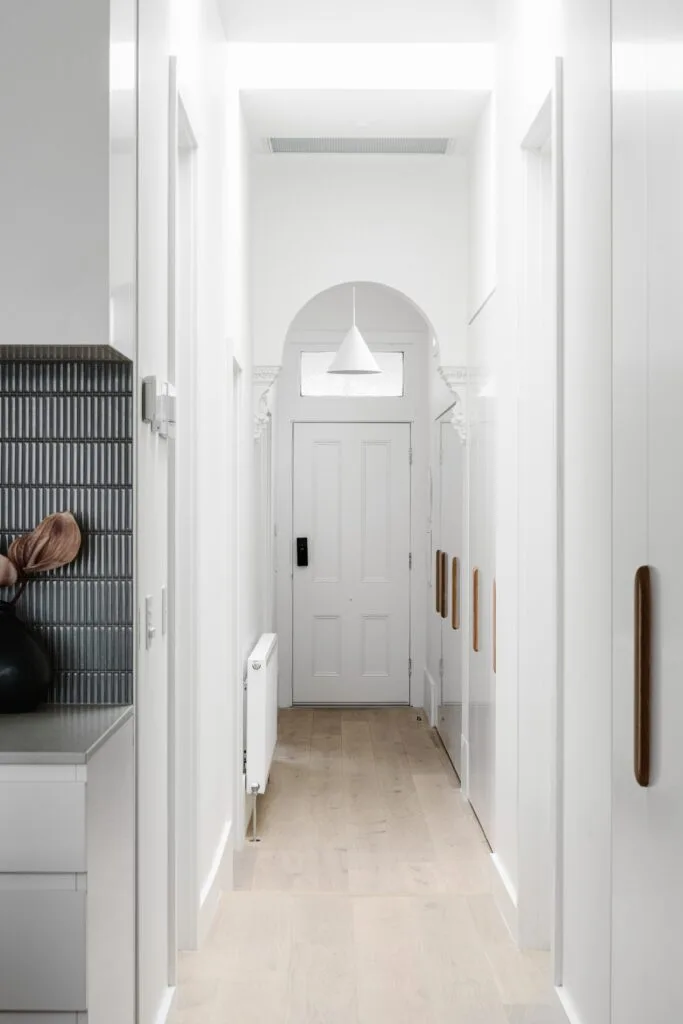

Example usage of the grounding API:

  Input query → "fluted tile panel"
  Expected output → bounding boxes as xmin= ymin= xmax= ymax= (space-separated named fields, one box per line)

xmin=0 ymin=361 xmax=133 ymax=704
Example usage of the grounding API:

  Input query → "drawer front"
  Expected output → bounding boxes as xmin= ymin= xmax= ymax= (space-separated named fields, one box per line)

xmin=0 ymin=889 xmax=86 ymax=1011
xmin=0 ymin=782 xmax=86 ymax=872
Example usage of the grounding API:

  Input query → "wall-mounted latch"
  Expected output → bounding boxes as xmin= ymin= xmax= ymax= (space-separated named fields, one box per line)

xmin=142 ymin=376 xmax=177 ymax=438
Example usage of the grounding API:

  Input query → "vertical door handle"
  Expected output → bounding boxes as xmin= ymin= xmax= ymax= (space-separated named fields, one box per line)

xmin=492 ymin=578 xmax=497 ymax=673
xmin=451 ymin=557 xmax=460 ymax=630
xmin=634 ymin=565 xmax=652 ymax=787
xmin=440 ymin=551 xmax=448 ymax=619
xmin=435 ymin=550 xmax=442 ymax=614
xmin=473 ymin=568 xmax=480 ymax=652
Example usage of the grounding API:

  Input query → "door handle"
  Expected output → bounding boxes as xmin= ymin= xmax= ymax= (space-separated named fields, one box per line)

xmin=436 ymin=550 xmax=442 ymax=614
xmin=634 ymin=565 xmax=652 ymax=787
xmin=296 ymin=537 xmax=309 ymax=567
xmin=451 ymin=557 xmax=460 ymax=630
xmin=473 ymin=568 xmax=480 ymax=652
xmin=440 ymin=551 xmax=448 ymax=619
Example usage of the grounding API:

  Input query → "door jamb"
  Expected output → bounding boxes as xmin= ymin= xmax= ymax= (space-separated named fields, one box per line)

xmin=168 ymin=55 xmax=199 ymax=966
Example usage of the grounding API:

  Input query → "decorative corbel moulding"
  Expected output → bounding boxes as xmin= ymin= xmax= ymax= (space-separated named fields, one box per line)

xmin=253 ymin=365 xmax=281 ymax=439
xmin=438 ymin=365 xmax=468 ymax=443
xmin=253 ymin=365 xmax=281 ymax=388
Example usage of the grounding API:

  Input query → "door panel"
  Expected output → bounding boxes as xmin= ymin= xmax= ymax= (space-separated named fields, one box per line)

xmin=612 ymin=3 xmax=683 ymax=1019
xmin=437 ymin=421 xmax=465 ymax=775
xmin=293 ymin=422 xmax=411 ymax=704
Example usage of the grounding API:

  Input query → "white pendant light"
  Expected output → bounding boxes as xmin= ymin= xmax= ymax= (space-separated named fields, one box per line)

xmin=327 ymin=286 xmax=381 ymax=374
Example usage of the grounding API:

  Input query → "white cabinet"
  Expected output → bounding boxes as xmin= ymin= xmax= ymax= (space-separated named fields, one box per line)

xmin=0 ymin=718 xmax=135 ymax=1022
xmin=611 ymin=1 xmax=683 ymax=1019
xmin=467 ymin=301 xmax=496 ymax=844
xmin=436 ymin=420 xmax=466 ymax=777
xmin=0 ymin=0 xmax=136 ymax=359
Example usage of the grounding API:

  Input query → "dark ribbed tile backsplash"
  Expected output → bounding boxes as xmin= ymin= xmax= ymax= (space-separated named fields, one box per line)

xmin=0 ymin=361 xmax=133 ymax=704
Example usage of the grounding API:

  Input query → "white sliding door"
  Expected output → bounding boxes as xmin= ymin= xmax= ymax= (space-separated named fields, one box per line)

xmin=293 ymin=422 xmax=411 ymax=705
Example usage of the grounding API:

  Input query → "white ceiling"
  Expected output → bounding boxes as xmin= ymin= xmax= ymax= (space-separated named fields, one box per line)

xmin=242 ymin=89 xmax=490 ymax=153
xmin=220 ymin=0 xmax=496 ymax=43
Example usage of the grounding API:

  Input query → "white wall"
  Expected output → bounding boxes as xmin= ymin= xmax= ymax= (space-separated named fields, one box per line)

xmin=489 ymin=0 xmax=563 ymax=950
xmin=136 ymin=2 xmax=172 ymax=1020
xmin=136 ymin=3 xmax=250 ymax=1021
xmin=274 ymin=284 xmax=430 ymax=708
xmin=250 ymin=154 xmax=469 ymax=367
xmin=468 ymin=96 xmax=496 ymax=319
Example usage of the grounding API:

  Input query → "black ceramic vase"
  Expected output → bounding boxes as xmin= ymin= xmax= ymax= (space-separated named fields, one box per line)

xmin=0 ymin=601 xmax=52 ymax=713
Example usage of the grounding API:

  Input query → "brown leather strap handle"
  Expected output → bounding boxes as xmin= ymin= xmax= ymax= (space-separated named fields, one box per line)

xmin=435 ymin=550 xmax=442 ymax=614
xmin=451 ymin=557 xmax=460 ymax=630
xmin=634 ymin=565 xmax=652 ymax=787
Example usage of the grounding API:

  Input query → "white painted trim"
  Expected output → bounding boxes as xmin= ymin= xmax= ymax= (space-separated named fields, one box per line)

xmin=517 ymin=56 xmax=565 ymax=971
xmin=491 ymin=852 xmax=519 ymax=942
xmin=423 ymin=668 xmax=439 ymax=727
xmin=555 ymin=986 xmax=583 ymax=1024
xmin=198 ymin=819 xmax=232 ymax=946
xmin=153 ymin=986 xmax=176 ymax=1024
xmin=168 ymin=56 xmax=200 ymax=966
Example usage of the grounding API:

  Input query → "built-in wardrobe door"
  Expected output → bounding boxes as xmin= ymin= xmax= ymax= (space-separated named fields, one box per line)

xmin=467 ymin=308 xmax=496 ymax=843
xmin=437 ymin=420 xmax=466 ymax=776
xmin=612 ymin=2 xmax=683 ymax=1020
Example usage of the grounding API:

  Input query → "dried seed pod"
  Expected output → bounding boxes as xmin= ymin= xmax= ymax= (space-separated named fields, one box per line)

xmin=0 ymin=554 xmax=18 ymax=587
xmin=9 ymin=512 xmax=81 ymax=575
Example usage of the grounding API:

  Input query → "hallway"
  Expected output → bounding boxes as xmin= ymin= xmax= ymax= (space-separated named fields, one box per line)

xmin=170 ymin=710 xmax=559 ymax=1024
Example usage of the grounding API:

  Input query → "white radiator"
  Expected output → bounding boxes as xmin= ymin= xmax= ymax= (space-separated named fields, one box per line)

xmin=245 ymin=633 xmax=278 ymax=795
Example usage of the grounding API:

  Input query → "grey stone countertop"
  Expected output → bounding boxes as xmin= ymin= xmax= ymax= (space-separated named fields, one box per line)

xmin=0 ymin=705 xmax=133 ymax=764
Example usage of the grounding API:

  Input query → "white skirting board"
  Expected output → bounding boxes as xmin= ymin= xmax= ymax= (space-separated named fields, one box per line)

xmin=423 ymin=668 xmax=439 ymax=728
xmin=198 ymin=819 xmax=233 ymax=947
xmin=554 ymin=986 xmax=582 ymax=1024
xmin=153 ymin=986 xmax=177 ymax=1024
xmin=491 ymin=852 xmax=519 ymax=943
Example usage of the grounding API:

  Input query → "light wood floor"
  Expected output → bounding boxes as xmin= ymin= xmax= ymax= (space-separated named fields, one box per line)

xmin=170 ymin=709 xmax=562 ymax=1024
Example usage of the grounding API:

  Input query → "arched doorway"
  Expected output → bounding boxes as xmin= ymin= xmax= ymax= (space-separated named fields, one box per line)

xmin=273 ymin=281 xmax=436 ymax=708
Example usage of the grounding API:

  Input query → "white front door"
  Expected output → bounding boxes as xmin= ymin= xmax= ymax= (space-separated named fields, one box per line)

xmin=293 ymin=422 xmax=411 ymax=705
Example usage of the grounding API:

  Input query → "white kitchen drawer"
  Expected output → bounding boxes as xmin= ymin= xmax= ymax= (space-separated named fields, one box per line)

xmin=0 ymin=782 xmax=86 ymax=873
xmin=0 ymin=888 xmax=86 ymax=1011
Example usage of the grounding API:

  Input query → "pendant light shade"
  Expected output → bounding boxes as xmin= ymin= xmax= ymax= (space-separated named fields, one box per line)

xmin=328 ymin=286 xmax=381 ymax=374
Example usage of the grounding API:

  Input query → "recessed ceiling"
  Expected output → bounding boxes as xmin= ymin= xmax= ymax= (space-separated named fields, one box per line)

xmin=242 ymin=90 xmax=490 ymax=154
xmin=220 ymin=0 xmax=496 ymax=43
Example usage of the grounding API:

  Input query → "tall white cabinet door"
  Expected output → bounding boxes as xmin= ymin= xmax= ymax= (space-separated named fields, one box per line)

xmin=438 ymin=422 xmax=466 ymax=775
xmin=293 ymin=422 xmax=411 ymax=705
xmin=467 ymin=308 xmax=496 ymax=843
xmin=612 ymin=3 xmax=683 ymax=1020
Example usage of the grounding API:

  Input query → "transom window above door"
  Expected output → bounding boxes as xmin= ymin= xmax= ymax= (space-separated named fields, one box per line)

xmin=300 ymin=351 xmax=405 ymax=397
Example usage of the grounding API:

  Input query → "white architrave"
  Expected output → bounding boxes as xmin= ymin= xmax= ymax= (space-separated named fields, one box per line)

xmin=253 ymin=366 xmax=281 ymax=634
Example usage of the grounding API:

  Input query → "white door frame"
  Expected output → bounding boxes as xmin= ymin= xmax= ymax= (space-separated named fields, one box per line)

xmin=290 ymin=420 xmax=413 ymax=706
xmin=519 ymin=58 xmax=564 ymax=974
xmin=168 ymin=56 xmax=199 ymax=961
